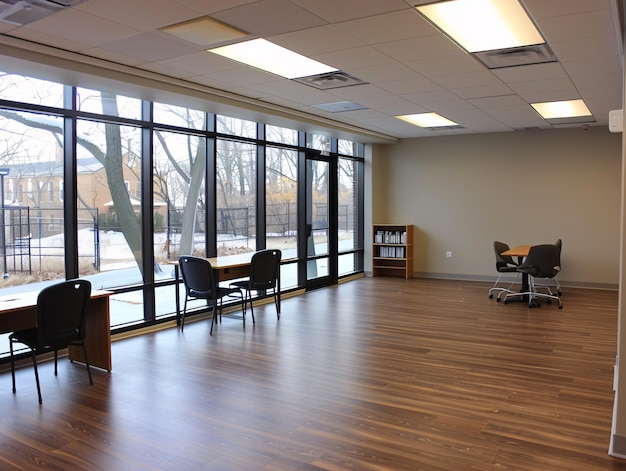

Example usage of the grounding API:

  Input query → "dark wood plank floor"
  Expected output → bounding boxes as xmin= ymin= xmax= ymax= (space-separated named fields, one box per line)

xmin=1 ymin=277 xmax=625 ymax=470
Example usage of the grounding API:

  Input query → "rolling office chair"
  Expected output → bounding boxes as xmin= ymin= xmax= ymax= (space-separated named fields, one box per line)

xmin=229 ymin=249 xmax=282 ymax=321
xmin=178 ymin=255 xmax=245 ymax=335
xmin=488 ymin=241 xmax=520 ymax=300
xmin=534 ymin=239 xmax=563 ymax=297
xmin=503 ymin=244 xmax=562 ymax=309
xmin=9 ymin=279 xmax=93 ymax=404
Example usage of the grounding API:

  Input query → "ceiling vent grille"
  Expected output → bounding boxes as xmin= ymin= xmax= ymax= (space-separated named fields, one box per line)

xmin=0 ymin=0 xmax=84 ymax=26
xmin=473 ymin=43 xmax=557 ymax=69
xmin=292 ymin=71 xmax=368 ymax=90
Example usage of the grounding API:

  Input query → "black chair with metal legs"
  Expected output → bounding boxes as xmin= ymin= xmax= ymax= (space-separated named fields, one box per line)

xmin=229 ymin=249 xmax=282 ymax=321
xmin=178 ymin=255 xmax=245 ymax=335
xmin=503 ymin=244 xmax=563 ymax=309
xmin=488 ymin=241 xmax=519 ymax=300
xmin=9 ymin=279 xmax=93 ymax=404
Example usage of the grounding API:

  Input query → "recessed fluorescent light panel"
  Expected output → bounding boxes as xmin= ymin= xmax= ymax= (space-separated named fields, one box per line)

xmin=416 ymin=0 xmax=545 ymax=53
xmin=208 ymin=38 xmax=337 ymax=79
xmin=531 ymin=99 xmax=592 ymax=119
xmin=396 ymin=113 xmax=459 ymax=128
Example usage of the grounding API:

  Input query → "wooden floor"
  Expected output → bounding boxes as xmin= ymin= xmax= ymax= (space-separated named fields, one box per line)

xmin=1 ymin=277 xmax=625 ymax=470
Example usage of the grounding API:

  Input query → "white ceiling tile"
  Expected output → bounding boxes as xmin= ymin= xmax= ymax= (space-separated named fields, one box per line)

xmin=76 ymin=0 xmax=200 ymax=31
xmin=468 ymin=95 xmax=527 ymax=108
xmin=19 ymin=10 xmax=139 ymax=47
xmin=537 ymin=7 xmax=616 ymax=43
xmin=172 ymin=0 xmax=258 ymax=15
xmin=406 ymin=54 xmax=485 ymax=77
xmin=492 ymin=63 xmax=569 ymax=83
xmin=290 ymin=0 xmax=409 ymax=23
xmin=431 ymin=71 xmax=504 ymax=90
xmin=316 ymin=46 xmax=396 ymax=71
xmin=562 ymin=56 xmax=622 ymax=77
xmin=507 ymin=78 xmax=578 ymax=96
xmin=270 ymin=25 xmax=364 ymax=56
xmin=99 ymin=32 xmax=202 ymax=63
xmin=451 ymin=84 xmax=516 ymax=99
xmin=550 ymin=34 xmax=620 ymax=62
xmin=378 ymin=78 xmax=442 ymax=95
xmin=211 ymin=0 xmax=327 ymax=36
xmin=337 ymin=9 xmax=436 ymax=44
xmin=350 ymin=63 xmax=422 ymax=84
xmin=374 ymin=34 xmax=464 ymax=63
xmin=524 ymin=0 xmax=613 ymax=18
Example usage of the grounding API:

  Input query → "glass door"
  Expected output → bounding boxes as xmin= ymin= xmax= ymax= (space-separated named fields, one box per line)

xmin=304 ymin=155 xmax=335 ymax=289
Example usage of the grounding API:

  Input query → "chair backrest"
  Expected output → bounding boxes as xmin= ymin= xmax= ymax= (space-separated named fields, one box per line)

xmin=494 ymin=241 xmax=516 ymax=267
xmin=36 ymin=279 xmax=91 ymax=348
xmin=179 ymin=255 xmax=216 ymax=297
xmin=555 ymin=238 xmax=562 ymax=253
xmin=518 ymin=244 xmax=561 ymax=279
xmin=249 ymin=249 xmax=282 ymax=290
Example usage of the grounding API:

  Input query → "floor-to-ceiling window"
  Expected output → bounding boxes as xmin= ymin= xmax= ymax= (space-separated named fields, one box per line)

xmin=0 ymin=68 xmax=365 ymax=357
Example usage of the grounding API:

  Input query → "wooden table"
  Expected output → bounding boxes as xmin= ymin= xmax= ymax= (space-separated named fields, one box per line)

xmin=172 ymin=252 xmax=283 ymax=324
xmin=0 ymin=289 xmax=113 ymax=371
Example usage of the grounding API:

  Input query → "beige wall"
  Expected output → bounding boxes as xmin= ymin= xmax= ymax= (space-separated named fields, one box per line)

xmin=369 ymin=126 xmax=622 ymax=288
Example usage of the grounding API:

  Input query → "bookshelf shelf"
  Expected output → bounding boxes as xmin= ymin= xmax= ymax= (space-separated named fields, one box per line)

xmin=372 ymin=224 xmax=413 ymax=278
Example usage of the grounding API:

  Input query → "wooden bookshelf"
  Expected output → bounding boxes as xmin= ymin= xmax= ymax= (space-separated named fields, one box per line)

xmin=372 ymin=224 xmax=414 ymax=278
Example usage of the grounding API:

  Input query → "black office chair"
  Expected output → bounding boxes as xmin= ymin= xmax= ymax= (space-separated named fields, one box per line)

xmin=503 ymin=244 xmax=562 ymax=309
xmin=178 ymin=255 xmax=245 ymax=335
xmin=488 ymin=241 xmax=519 ymax=300
xmin=534 ymin=239 xmax=563 ymax=297
xmin=9 ymin=279 xmax=93 ymax=404
xmin=229 ymin=249 xmax=282 ymax=321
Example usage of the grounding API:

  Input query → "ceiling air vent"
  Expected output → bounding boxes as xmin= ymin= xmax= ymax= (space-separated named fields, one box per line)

xmin=292 ymin=71 xmax=368 ymax=90
xmin=473 ymin=43 xmax=557 ymax=69
xmin=0 ymin=0 xmax=85 ymax=26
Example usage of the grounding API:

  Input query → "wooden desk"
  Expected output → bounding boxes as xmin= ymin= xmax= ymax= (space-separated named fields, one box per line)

xmin=0 ymin=289 xmax=113 ymax=371
xmin=172 ymin=252 xmax=283 ymax=324
xmin=501 ymin=245 xmax=531 ymax=258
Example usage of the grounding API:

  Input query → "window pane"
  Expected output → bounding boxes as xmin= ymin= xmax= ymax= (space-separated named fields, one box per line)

xmin=306 ymin=132 xmax=331 ymax=152
xmin=217 ymin=115 xmax=256 ymax=138
xmin=266 ymin=124 xmax=297 ymax=145
xmin=76 ymin=88 xmax=141 ymax=119
xmin=266 ymin=146 xmax=297 ymax=259
xmin=0 ymin=72 xmax=63 ymax=108
xmin=339 ymin=139 xmax=359 ymax=156
xmin=154 ymin=129 xmax=205 ymax=262
xmin=338 ymin=155 xmax=362 ymax=277
xmin=0 ymin=110 xmax=64 ymax=285
xmin=216 ymin=139 xmax=255 ymax=256
xmin=76 ymin=119 xmax=143 ymax=293
xmin=153 ymin=103 xmax=206 ymax=130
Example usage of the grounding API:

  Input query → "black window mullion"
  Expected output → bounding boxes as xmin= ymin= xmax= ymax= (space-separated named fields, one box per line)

xmin=141 ymin=100 xmax=156 ymax=321
xmin=63 ymin=85 xmax=79 ymax=279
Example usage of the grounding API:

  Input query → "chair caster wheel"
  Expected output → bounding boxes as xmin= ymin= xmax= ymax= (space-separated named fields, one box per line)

xmin=559 ymin=305 xmax=563 ymax=309
xmin=503 ymin=301 xmax=508 ymax=305
xmin=489 ymin=294 xmax=493 ymax=299
xmin=496 ymin=298 xmax=501 ymax=302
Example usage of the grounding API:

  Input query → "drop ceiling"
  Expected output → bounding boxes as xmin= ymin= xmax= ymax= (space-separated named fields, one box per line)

xmin=0 ymin=0 xmax=622 ymax=143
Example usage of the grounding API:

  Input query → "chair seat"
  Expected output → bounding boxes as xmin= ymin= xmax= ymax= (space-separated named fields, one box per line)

xmin=9 ymin=328 xmax=38 ymax=347
xmin=189 ymin=286 xmax=240 ymax=299
xmin=178 ymin=255 xmax=246 ymax=334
